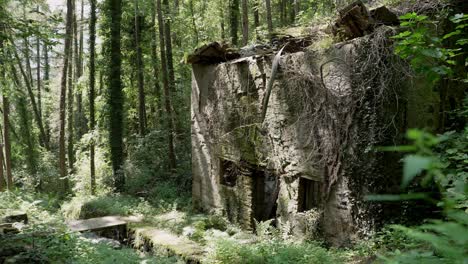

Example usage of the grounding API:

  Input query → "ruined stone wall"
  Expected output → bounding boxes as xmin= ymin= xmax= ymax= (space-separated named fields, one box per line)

xmin=191 ymin=28 xmax=449 ymax=246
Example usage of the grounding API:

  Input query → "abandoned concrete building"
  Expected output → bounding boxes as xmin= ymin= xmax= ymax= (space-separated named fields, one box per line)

xmin=190 ymin=3 xmax=463 ymax=247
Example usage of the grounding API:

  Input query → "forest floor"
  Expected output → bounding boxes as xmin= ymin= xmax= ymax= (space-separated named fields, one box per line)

xmin=0 ymin=190 xmax=377 ymax=263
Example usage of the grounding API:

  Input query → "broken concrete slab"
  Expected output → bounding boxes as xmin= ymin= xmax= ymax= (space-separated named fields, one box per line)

xmin=68 ymin=216 xmax=128 ymax=241
xmin=2 ymin=213 xmax=28 ymax=224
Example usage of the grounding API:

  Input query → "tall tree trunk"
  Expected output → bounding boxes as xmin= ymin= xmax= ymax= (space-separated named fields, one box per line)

xmin=162 ymin=0 xmax=175 ymax=93
xmin=253 ymin=0 xmax=260 ymax=30
xmin=0 ymin=36 xmax=6 ymax=192
xmin=43 ymin=42 xmax=51 ymax=143
xmin=241 ymin=0 xmax=249 ymax=45
xmin=36 ymin=36 xmax=42 ymax=120
xmin=229 ymin=0 xmax=240 ymax=46
xmin=23 ymin=38 xmax=34 ymax=88
xmin=220 ymin=0 xmax=225 ymax=40
xmin=76 ymin=0 xmax=85 ymax=139
xmin=135 ymin=0 xmax=146 ymax=136
xmin=294 ymin=0 xmax=299 ymax=21
xmin=68 ymin=0 xmax=76 ymax=174
xmin=151 ymin=0 xmax=163 ymax=123
xmin=43 ymin=42 xmax=49 ymax=90
xmin=68 ymin=25 xmax=75 ymax=174
xmin=89 ymin=0 xmax=97 ymax=195
xmin=265 ymin=0 xmax=273 ymax=36
xmin=189 ymin=0 xmax=199 ymax=45
xmin=2 ymin=96 xmax=12 ymax=191
xmin=12 ymin=48 xmax=49 ymax=149
xmin=10 ymin=60 xmax=37 ymax=187
xmin=108 ymin=0 xmax=125 ymax=191
xmin=60 ymin=0 xmax=74 ymax=194
xmin=0 ymin=141 xmax=4 ymax=191
xmin=18 ymin=96 xmax=38 ymax=185
xmin=157 ymin=0 xmax=176 ymax=170
xmin=280 ymin=0 xmax=286 ymax=26
xmin=0 ymin=136 xmax=4 ymax=191
xmin=289 ymin=0 xmax=295 ymax=23
xmin=79 ymin=0 xmax=84 ymax=75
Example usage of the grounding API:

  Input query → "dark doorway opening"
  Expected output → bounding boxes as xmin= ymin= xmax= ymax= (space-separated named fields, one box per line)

xmin=219 ymin=159 xmax=238 ymax=187
xmin=252 ymin=169 xmax=278 ymax=222
xmin=298 ymin=177 xmax=321 ymax=212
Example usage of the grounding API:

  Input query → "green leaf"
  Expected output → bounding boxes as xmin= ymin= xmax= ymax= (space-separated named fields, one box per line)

xmin=421 ymin=48 xmax=443 ymax=59
xmin=407 ymin=129 xmax=423 ymax=140
xmin=402 ymin=155 xmax=432 ymax=188
xmin=399 ymin=12 xmax=418 ymax=20
xmin=391 ymin=31 xmax=412 ymax=39
xmin=443 ymin=30 xmax=462 ymax=39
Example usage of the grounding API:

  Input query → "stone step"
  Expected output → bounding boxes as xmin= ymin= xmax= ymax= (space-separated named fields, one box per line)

xmin=132 ymin=227 xmax=205 ymax=263
xmin=67 ymin=216 xmax=129 ymax=241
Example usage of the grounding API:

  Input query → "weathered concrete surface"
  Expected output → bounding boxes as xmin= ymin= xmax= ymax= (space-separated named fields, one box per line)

xmin=67 ymin=216 xmax=130 ymax=241
xmin=68 ymin=216 xmax=127 ymax=232
xmin=132 ymin=227 xmax=205 ymax=263
xmin=191 ymin=25 xmax=461 ymax=246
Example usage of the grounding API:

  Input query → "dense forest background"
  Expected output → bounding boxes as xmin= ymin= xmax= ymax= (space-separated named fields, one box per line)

xmin=0 ymin=0 xmax=356 ymax=196
xmin=0 ymin=0 xmax=467 ymax=263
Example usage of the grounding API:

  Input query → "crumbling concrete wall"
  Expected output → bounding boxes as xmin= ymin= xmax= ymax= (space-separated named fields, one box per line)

xmin=191 ymin=26 xmax=452 ymax=246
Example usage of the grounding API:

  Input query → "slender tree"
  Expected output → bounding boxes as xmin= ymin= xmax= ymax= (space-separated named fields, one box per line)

xmin=189 ymin=0 xmax=199 ymax=44
xmin=0 ymin=35 xmax=6 ymax=192
xmin=0 ymin=142 xmax=4 ymax=191
xmin=241 ymin=0 xmax=249 ymax=45
xmin=293 ymin=0 xmax=299 ymax=22
xmin=67 ymin=23 xmax=74 ymax=173
xmin=75 ymin=0 xmax=86 ymax=139
xmin=43 ymin=41 xmax=51 ymax=141
xmin=12 ymin=48 xmax=49 ymax=149
xmin=229 ymin=0 xmax=240 ymax=45
xmin=157 ymin=0 xmax=176 ymax=170
xmin=68 ymin=0 xmax=79 ymax=173
xmin=0 ymin=139 xmax=4 ymax=190
xmin=89 ymin=0 xmax=97 ymax=195
xmin=108 ymin=0 xmax=125 ymax=191
xmin=1 ymin=36 xmax=12 ymax=189
xmin=150 ymin=0 xmax=163 ymax=122
xmin=162 ymin=0 xmax=175 ymax=92
xmin=280 ymin=0 xmax=287 ymax=26
xmin=23 ymin=37 xmax=34 ymax=88
xmin=3 ymin=95 xmax=12 ymax=191
xmin=43 ymin=42 xmax=49 ymax=88
xmin=36 ymin=36 xmax=42 ymax=119
xmin=220 ymin=0 xmax=226 ymax=40
xmin=135 ymin=0 xmax=146 ymax=135
xmin=253 ymin=0 xmax=260 ymax=31
xmin=265 ymin=0 xmax=273 ymax=35
xmin=59 ymin=0 xmax=74 ymax=193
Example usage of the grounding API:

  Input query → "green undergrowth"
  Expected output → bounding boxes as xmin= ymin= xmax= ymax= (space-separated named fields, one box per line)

xmin=0 ymin=191 xmax=176 ymax=263
xmin=207 ymin=239 xmax=347 ymax=264
xmin=62 ymin=180 xmax=191 ymax=220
